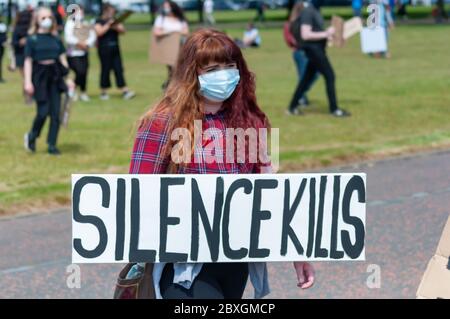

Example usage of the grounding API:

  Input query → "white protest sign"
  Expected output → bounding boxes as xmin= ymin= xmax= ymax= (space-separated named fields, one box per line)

xmin=72 ymin=174 xmax=366 ymax=263
xmin=360 ymin=27 xmax=387 ymax=54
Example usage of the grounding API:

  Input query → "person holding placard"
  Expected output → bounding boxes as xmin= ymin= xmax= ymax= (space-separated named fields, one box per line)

xmin=23 ymin=7 xmax=70 ymax=155
xmin=128 ymin=29 xmax=315 ymax=299
xmin=95 ymin=3 xmax=135 ymax=101
xmin=287 ymin=1 xmax=350 ymax=117
xmin=152 ymin=0 xmax=189 ymax=90
xmin=64 ymin=5 xmax=96 ymax=102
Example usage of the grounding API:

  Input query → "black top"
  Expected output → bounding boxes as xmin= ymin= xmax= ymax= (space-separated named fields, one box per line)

xmin=299 ymin=5 xmax=326 ymax=45
xmin=24 ymin=33 xmax=66 ymax=62
xmin=12 ymin=25 xmax=29 ymax=54
xmin=0 ymin=33 xmax=7 ymax=45
xmin=96 ymin=18 xmax=119 ymax=48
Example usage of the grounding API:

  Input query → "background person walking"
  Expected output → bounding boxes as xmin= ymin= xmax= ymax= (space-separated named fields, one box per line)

xmin=287 ymin=1 xmax=350 ymax=117
xmin=0 ymin=15 xmax=7 ymax=83
xmin=284 ymin=1 xmax=319 ymax=108
xmin=23 ymin=7 xmax=71 ymax=155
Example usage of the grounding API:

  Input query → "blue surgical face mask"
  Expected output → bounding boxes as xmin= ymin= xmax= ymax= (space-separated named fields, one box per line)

xmin=198 ymin=69 xmax=240 ymax=102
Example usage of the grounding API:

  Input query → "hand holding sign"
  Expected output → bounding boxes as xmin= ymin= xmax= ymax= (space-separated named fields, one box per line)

xmin=294 ymin=261 xmax=315 ymax=289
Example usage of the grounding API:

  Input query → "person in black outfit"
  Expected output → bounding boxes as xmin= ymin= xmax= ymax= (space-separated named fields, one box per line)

xmin=94 ymin=3 xmax=135 ymax=101
xmin=287 ymin=1 xmax=350 ymax=117
xmin=0 ymin=16 xmax=7 ymax=83
xmin=23 ymin=7 xmax=70 ymax=155
xmin=12 ymin=10 xmax=32 ymax=75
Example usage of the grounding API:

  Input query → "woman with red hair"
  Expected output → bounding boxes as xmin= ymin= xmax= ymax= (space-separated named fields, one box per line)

xmin=129 ymin=29 xmax=315 ymax=299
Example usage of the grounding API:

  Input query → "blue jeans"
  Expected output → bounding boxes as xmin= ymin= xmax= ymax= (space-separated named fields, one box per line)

xmin=293 ymin=49 xmax=319 ymax=104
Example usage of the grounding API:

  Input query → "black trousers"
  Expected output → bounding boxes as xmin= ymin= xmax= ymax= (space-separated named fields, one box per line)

xmin=68 ymin=55 xmax=89 ymax=92
xmin=98 ymin=46 xmax=126 ymax=89
xmin=29 ymin=83 xmax=61 ymax=147
xmin=0 ymin=45 xmax=4 ymax=79
xmin=160 ymin=263 xmax=249 ymax=299
xmin=289 ymin=42 xmax=338 ymax=113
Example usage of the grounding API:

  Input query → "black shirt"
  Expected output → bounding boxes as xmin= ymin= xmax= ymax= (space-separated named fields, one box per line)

xmin=24 ymin=33 xmax=65 ymax=61
xmin=96 ymin=18 xmax=119 ymax=48
xmin=299 ymin=5 xmax=326 ymax=44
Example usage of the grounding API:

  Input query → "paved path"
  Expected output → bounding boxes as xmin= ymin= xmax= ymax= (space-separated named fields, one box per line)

xmin=1 ymin=150 xmax=449 ymax=299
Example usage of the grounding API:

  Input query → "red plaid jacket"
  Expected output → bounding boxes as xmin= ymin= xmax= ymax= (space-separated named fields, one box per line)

xmin=129 ymin=110 xmax=270 ymax=174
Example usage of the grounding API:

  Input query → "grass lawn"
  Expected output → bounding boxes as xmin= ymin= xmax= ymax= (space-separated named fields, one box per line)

xmin=1 ymin=21 xmax=450 ymax=214
xmin=126 ymin=6 xmax=447 ymax=25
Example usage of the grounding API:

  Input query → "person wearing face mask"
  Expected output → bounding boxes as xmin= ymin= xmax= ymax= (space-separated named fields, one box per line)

xmin=95 ymin=3 xmax=135 ymax=101
xmin=152 ymin=0 xmax=189 ymax=90
xmin=127 ymin=29 xmax=316 ymax=299
xmin=287 ymin=0 xmax=350 ymax=117
xmin=64 ymin=5 xmax=96 ymax=102
xmin=23 ymin=7 xmax=70 ymax=155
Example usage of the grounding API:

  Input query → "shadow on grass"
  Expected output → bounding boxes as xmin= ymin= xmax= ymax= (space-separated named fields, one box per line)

xmin=60 ymin=143 xmax=86 ymax=154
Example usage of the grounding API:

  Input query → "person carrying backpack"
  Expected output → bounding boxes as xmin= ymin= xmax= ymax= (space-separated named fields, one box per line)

xmin=287 ymin=1 xmax=350 ymax=117
xmin=283 ymin=1 xmax=319 ymax=109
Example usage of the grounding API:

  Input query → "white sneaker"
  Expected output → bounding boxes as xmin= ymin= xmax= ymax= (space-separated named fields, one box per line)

xmin=100 ymin=93 xmax=110 ymax=101
xmin=123 ymin=91 xmax=136 ymax=100
xmin=80 ymin=93 xmax=90 ymax=102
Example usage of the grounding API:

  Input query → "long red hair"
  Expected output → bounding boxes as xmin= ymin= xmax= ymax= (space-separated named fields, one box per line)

xmin=140 ymin=29 xmax=270 ymax=169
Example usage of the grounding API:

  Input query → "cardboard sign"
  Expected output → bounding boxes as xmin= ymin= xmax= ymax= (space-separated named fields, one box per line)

xmin=331 ymin=16 xmax=345 ymax=48
xmin=360 ymin=27 xmax=387 ymax=54
xmin=343 ymin=17 xmax=363 ymax=40
xmin=72 ymin=174 xmax=366 ymax=263
xmin=330 ymin=16 xmax=364 ymax=48
xmin=112 ymin=10 xmax=133 ymax=26
xmin=73 ymin=24 xmax=92 ymax=42
xmin=149 ymin=32 xmax=182 ymax=67
xmin=417 ymin=216 xmax=450 ymax=299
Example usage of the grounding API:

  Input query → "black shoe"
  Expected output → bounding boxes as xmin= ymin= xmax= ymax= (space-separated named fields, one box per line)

xmin=48 ymin=146 xmax=61 ymax=156
xmin=285 ymin=107 xmax=304 ymax=116
xmin=331 ymin=108 xmax=351 ymax=117
xmin=24 ymin=133 xmax=36 ymax=153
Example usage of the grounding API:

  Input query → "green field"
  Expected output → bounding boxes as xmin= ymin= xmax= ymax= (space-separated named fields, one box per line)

xmin=126 ymin=6 xmax=447 ymax=26
xmin=1 ymin=21 xmax=450 ymax=214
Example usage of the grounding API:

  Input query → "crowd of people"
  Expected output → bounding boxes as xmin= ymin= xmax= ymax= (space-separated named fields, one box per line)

xmin=1 ymin=3 xmax=137 ymax=156
xmin=0 ymin=0 xmax=407 ymax=156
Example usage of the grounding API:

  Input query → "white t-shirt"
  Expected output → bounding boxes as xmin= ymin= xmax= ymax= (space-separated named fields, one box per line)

xmin=0 ymin=22 xmax=7 ymax=33
xmin=64 ymin=19 xmax=97 ymax=57
xmin=244 ymin=28 xmax=261 ymax=46
xmin=153 ymin=15 xmax=187 ymax=34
